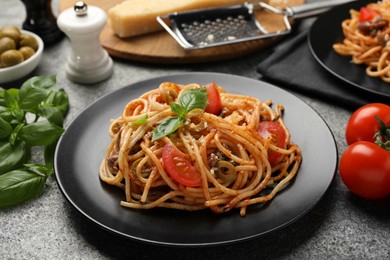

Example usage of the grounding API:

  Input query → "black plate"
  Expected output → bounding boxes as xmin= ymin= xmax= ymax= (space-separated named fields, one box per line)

xmin=54 ymin=72 xmax=337 ymax=247
xmin=308 ymin=0 xmax=390 ymax=98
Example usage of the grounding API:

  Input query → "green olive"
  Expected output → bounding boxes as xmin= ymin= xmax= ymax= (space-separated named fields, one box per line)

xmin=131 ymin=158 xmax=143 ymax=175
xmin=19 ymin=46 xmax=35 ymax=60
xmin=1 ymin=25 xmax=20 ymax=34
xmin=0 ymin=28 xmax=20 ymax=43
xmin=0 ymin=37 xmax=16 ymax=54
xmin=1 ymin=49 xmax=24 ymax=68
xmin=18 ymin=34 xmax=38 ymax=51
xmin=216 ymin=160 xmax=237 ymax=183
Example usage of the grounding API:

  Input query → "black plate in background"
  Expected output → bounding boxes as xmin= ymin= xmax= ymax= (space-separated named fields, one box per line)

xmin=54 ymin=72 xmax=337 ymax=247
xmin=308 ymin=0 xmax=390 ymax=98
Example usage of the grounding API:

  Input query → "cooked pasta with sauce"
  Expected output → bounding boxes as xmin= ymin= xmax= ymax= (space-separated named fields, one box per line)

xmin=99 ymin=82 xmax=302 ymax=216
xmin=333 ymin=0 xmax=390 ymax=82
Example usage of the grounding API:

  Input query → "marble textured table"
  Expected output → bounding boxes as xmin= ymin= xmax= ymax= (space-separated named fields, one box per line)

xmin=1 ymin=0 xmax=389 ymax=259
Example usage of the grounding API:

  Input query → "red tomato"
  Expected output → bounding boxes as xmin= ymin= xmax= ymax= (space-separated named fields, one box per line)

xmin=339 ymin=141 xmax=390 ymax=199
xmin=359 ymin=7 xmax=380 ymax=22
xmin=345 ymin=103 xmax=390 ymax=145
xmin=257 ymin=121 xmax=287 ymax=166
xmin=205 ymin=82 xmax=222 ymax=115
xmin=162 ymin=144 xmax=202 ymax=187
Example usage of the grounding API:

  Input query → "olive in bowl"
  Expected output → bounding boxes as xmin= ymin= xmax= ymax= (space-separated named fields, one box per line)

xmin=0 ymin=27 xmax=44 ymax=84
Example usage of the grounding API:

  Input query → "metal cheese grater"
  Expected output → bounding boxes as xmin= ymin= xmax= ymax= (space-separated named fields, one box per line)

xmin=157 ymin=0 xmax=356 ymax=49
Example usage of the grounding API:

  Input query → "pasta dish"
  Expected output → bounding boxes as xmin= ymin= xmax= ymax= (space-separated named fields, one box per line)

xmin=333 ymin=0 xmax=390 ymax=82
xmin=99 ymin=82 xmax=302 ymax=216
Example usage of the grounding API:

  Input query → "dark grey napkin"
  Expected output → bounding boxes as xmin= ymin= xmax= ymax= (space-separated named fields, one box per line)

xmin=257 ymin=29 xmax=385 ymax=110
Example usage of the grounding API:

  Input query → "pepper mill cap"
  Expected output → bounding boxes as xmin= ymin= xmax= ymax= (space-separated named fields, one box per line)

xmin=57 ymin=3 xmax=107 ymax=35
xmin=74 ymin=2 xmax=88 ymax=16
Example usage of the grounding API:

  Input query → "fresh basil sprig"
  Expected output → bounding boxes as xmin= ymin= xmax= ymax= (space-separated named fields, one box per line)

xmin=152 ymin=87 xmax=207 ymax=141
xmin=0 ymin=75 xmax=69 ymax=208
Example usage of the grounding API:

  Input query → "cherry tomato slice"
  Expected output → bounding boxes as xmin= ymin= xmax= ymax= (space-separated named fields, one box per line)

xmin=257 ymin=121 xmax=287 ymax=166
xmin=162 ymin=144 xmax=202 ymax=187
xmin=345 ymin=103 xmax=390 ymax=145
xmin=339 ymin=141 xmax=390 ymax=199
xmin=205 ymin=82 xmax=222 ymax=115
xmin=359 ymin=7 xmax=379 ymax=22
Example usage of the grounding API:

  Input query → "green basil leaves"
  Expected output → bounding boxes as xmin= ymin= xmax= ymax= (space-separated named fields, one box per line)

xmin=152 ymin=87 xmax=207 ymax=141
xmin=0 ymin=165 xmax=53 ymax=209
xmin=0 ymin=75 xmax=69 ymax=208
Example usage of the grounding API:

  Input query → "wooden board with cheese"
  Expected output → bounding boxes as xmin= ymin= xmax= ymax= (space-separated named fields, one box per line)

xmin=59 ymin=0 xmax=304 ymax=64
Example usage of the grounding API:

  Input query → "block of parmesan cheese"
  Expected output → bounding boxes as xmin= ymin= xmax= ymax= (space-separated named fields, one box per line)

xmin=108 ymin=0 xmax=248 ymax=38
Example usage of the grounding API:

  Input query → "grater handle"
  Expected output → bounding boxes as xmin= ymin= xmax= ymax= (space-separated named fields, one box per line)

xmin=286 ymin=0 xmax=357 ymax=19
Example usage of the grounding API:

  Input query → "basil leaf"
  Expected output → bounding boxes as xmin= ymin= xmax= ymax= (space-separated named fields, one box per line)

xmin=19 ymin=87 xmax=50 ymax=113
xmin=0 ymin=141 xmax=29 ymax=175
xmin=18 ymin=121 xmax=64 ymax=146
xmin=24 ymin=163 xmax=53 ymax=177
xmin=4 ymin=88 xmax=19 ymax=109
xmin=18 ymin=75 xmax=56 ymax=112
xmin=11 ymin=109 xmax=25 ymax=122
xmin=0 ymin=117 xmax=12 ymax=139
xmin=0 ymin=106 xmax=8 ymax=113
xmin=152 ymin=116 xmax=184 ymax=142
xmin=0 ymin=168 xmax=47 ymax=208
xmin=152 ymin=87 xmax=208 ymax=141
xmin=131 ymin=114 xmax=148 ymax=127
xmin=179 ymin=88 xmax=207 ymax=112
xmin=44 ymin=142 xmax=57 ymax=167
xmin=0 ymin=107 xmax=13 ymax=122
xmin=170 ymin=103 xmax=186 ymax=118
xmin=0 ymin=88 xmax=5 ymax=107
xmin=44 ymin=89 xmax=69 ymax=116
xmin=9 ymin=123 xmax=24 ymax=146
xmin=38 ymin=106 xmax=64 ymax=127
xmin=21 ymin=75 xmax=56 ymax=90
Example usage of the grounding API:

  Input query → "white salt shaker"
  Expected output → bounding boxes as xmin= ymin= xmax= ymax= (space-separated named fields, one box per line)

xmin=57 ymin=1 xmax=113 ymax=84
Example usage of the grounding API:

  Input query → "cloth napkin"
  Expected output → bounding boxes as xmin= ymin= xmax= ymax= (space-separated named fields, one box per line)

xmin=257 ymin=28 xmax=387 ymax=111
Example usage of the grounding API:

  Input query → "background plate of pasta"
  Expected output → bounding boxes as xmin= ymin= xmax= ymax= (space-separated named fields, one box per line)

xmin=55 ymin=72 xmax=337 ymax=246
xmin=309 ymin=0 xmax=390 ymax=98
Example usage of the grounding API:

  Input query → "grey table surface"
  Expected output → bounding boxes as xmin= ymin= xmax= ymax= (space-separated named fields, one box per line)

xmin=1 ymin=0 xmax=389 ymax=259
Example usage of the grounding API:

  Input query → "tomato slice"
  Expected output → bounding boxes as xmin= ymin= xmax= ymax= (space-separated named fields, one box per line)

xmin=162 ymin=144 xmax=202 ymax=187
xmin=257 ymin=121 xmax=287 ymax=166
xmin=205 ymin=82 xmax=222 ymax=115
xmin=359 ymin=7 xmax=379 ymax=22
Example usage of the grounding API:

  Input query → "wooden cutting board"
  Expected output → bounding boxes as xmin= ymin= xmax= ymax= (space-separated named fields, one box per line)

xmin=59 ymin=0 xmax=303 ymax=64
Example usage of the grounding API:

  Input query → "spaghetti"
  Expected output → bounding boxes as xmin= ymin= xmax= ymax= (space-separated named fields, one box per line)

xmin=333 ymin=0 xmax=390 ymax=82
xmin=99 ymin=82 xmax=302 ymax=216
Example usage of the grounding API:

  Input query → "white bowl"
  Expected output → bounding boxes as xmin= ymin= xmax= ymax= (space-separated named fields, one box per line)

xmin=0 ymin=30 xmax=44 ymax=84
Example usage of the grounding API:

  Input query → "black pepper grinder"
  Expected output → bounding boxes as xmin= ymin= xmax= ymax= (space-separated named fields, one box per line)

xmin=21 ymin=0 xmax=64 ymax=46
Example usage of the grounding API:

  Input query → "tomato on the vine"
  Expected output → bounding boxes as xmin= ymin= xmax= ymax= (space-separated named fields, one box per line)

xmin=205 ymin=82 xmax=222 ymax=115
xmin=345 ymin=103 xmax=390 ymax=145
xmin=339 ymin=141 xmax=390 ymax=199
xmin=257 ymin=121 xmax=287 ymax=166
xmin=162 ymin=144 xmax=202 ymax=187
